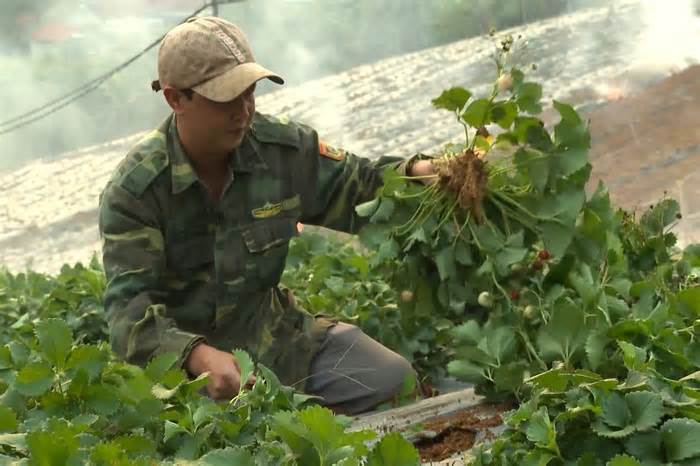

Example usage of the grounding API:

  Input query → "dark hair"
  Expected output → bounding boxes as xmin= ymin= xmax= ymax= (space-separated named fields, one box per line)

xmin=181 ymin=89 xmax=194 ymax=99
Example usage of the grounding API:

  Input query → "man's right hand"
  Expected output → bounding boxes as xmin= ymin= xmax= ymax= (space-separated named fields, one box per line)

xmin=184 ymin=343 xmax=256 ymax=400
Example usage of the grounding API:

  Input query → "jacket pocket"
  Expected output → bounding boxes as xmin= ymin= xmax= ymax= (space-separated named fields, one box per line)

xmin=242 ymin=216 xmax=298 ymax=254
xmin=241 ymin=216 xmax=298 ymax=288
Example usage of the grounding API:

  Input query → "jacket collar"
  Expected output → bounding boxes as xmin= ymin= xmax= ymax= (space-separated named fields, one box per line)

xmin=166 ymin=114 xmax=268 ymax=195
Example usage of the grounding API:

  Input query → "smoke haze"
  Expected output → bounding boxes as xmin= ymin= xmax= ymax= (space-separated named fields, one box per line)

xmin=0 ymin=0 xmax=698 ymax=172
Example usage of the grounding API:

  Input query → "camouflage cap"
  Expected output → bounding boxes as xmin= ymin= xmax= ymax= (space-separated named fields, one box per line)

xmin=151 ymin=16 xmax=284 ymax=102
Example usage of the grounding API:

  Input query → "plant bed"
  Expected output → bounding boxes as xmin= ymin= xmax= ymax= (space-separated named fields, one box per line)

xmin=414 ymin=402 xmax=509 ymax=463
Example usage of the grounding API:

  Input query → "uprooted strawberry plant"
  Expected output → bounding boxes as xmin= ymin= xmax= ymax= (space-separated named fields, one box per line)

xmin=354 ymin=35 xmax=700 ymax=464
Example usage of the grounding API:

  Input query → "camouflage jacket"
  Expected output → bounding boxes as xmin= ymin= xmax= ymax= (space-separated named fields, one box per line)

xmin=98 ymin=112 xmax=416 ymax=386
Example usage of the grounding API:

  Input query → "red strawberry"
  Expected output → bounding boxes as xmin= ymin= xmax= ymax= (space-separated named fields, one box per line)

xmin=538 ymin=250 xmax=551 ymax=260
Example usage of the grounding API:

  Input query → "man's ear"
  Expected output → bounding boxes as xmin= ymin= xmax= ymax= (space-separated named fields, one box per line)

xmin=163 ymin=87 xmax=187 ymax=114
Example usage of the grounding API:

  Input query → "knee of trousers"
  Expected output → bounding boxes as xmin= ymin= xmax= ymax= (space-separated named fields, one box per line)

xmin=376 ymin=353 xmax=415 ymax=401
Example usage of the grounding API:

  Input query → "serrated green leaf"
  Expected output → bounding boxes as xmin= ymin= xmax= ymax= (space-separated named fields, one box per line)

xmin=552 ymin=147 xmax=589 ymax=179
xmin=447 ymin=360 xmax=486 ymax=383
xmin=490 ymin=101 xmax=518 ymax=129
xmin=198 ymin=447 xmax=256 ymax=466
xmin=152 ymin=383 xmax=179 ymax=400
xmin=641 ymin=199 xmax=680 ymax=235
xmin=367 ymin=432 xmax=420 ymax=466
xmin=525 ymin=407 xmax=557 ymax=451
xmin=524 ymin=124 xmax=554 ymax=152
xmin=232 ymin=349 xmax=255 ymax=396
xmin=462 ymin=98 xmax=491 ymax=127
xmin=0 ymin=346 xmax=13 ymax=371
xmin=36 ymin=318 xmax=73 ymax=370
xmin=15 ymin=361 xmax=53 ymax=397
xmin=454 ymin=241 xmax=473 ymax=266
xmin=27 ymin=420 xmax=80 ymax=466
xmin=66 ymin=345 xmax=107 ymax=381
xmin=145 ymin=353 xmax=179 ymax=382
xmin=593 ymin=420 xmax=636 ymax=439
xmin=355 ymin=198 xmax=380 ymax=218
xmin=90 ymin=442 xmax=127 ymax=465
xmin=0 ymin=406 xmax=18 ymax=433
xmin=536 ymin=301 xmax=587 ymax=364
xmin=522 ymin=449 xmax=557 ymax=466
xmin=432 ymin=87 xmax=472 ymax=112
xmin=527 ymin=369 xmax=570 ymax=392
xmin=600 ymin=392 xmax=631 ymax=428
xmin=376 ymin=238 xmax=399 ymax=262
xmin=514 ymin=148 xmax=549 ymax=192
xmin=661 ymin=418 xmax=700 ymax=461
xmin=539 ymin=221 xmax=574 ymax=258
xmin=626 ymin=391 xmax=664 ymax=431
xmin=297 ymin=406 xmax=347 ymax=460
xmin=624 ymin=431 xmax=663 ymax=462
xmin=84 ymin=384 xmax=120 ymax=416
xmin=452 ymin=321 xmax=481 ymax=345
xmin=163 ymin=420 xmax=188 ymax=443
xmin=484 ymin=326 xmax=517 ymax=363
xmin=618 ymin=341 xmax=647 ymax=371
xmin=193 ymin=401 xmax=220 ymax=429
xmin=516 ymin=82 xmax=543 ymax=114
xmin=371 ymin=198 xmax=395 ymax=223
xmin=607 ymin=454 xmax=641 ymax=466
xmin=114 ymin=434 xmax=156 ymax=456
xmin=585 ymin=332 xmax=608 ymax=371
xmin=434 ymin=247 xmax=457 ymax=281
xmin=493 ymin=362 xmax=526 ymax=392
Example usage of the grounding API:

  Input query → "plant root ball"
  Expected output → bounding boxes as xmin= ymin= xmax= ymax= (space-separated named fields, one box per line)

xmin=436 ymin=149 xmax=489 ymax=223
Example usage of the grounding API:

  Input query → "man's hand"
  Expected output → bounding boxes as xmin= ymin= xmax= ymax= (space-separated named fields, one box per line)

xmin=184 ymin=343 xmax=256 ymax=400
xmin=409 ymin=159 xmax=437 ymax=184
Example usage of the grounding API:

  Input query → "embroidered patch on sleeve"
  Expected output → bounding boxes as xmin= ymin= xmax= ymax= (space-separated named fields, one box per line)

xmin=318 ymin=140 xmax=346 ymax=161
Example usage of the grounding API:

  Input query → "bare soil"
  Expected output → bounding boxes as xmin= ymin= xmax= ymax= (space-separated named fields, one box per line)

xmin=414 ymin=403 xmax=510 ymax=462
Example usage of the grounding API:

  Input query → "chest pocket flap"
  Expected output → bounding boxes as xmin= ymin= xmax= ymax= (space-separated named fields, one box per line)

xmin=242 ymin=217 xmax=298 ymax=253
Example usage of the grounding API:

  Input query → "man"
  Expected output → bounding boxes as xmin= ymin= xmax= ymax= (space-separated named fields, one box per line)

xmin=98 ymin=16 xmax=435 ymax=415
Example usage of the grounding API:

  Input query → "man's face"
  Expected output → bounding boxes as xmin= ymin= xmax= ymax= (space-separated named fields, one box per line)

xmin=177 ymin=83 xmax=256 ymax=155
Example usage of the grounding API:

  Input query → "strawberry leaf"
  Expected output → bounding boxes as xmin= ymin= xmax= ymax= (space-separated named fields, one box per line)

xmin=366 ymin=432 xmax=420 ymax=466
xmin=661 ymin=418 xmax=700 ymax=462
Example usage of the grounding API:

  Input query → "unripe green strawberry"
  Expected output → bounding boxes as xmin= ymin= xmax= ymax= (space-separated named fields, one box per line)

xmin=523 ymin=305 xmax=536 ymax=319
xmin=497 ymin=73 xmax=513 ymax=92
xmin=478 ymin=291 xmax=494 ymax=308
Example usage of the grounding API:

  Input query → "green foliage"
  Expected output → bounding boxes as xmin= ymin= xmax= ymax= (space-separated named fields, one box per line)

xmin=0 ymin=260 xmax=420 ymax=463
xmin=351 ymin=35 xmax=700 ymax=465
xmin=282 ymin=232 xmax=419 ymax=367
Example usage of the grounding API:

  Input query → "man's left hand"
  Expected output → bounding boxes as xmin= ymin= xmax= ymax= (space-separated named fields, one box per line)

xmin=409 ymin=160 xmax=437 ymax=184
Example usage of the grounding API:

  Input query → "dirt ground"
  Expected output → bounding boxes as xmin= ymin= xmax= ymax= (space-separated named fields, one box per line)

xmin=414 ymin=403 xmax=510 ymax=462
xmin=585 ymin=64 xmax=700 ymax=212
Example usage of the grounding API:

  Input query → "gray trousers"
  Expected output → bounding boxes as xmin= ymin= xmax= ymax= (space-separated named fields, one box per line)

xmin=304 ymin=322 xmax=415 ymax=415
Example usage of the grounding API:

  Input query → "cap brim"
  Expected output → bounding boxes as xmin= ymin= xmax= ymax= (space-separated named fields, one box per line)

xmin=192 ymin=62 xmax=284 ymax=102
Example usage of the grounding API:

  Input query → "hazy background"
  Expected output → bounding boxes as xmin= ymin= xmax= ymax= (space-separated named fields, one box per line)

xmin=0 ymin=0 xmax=698 ymax=172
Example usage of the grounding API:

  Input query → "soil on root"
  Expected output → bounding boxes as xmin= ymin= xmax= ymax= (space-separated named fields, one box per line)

xmin=436 ymin=149 xmax=489 ymax=223
xmin=414 ymin=402 xmax=509 ymax=462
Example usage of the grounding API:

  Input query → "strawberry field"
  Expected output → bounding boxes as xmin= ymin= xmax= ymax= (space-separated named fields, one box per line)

xmin=2 ymin=35 xmax=700 ymax=464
